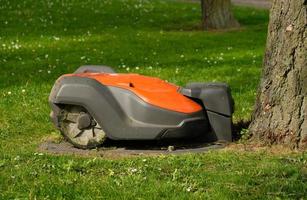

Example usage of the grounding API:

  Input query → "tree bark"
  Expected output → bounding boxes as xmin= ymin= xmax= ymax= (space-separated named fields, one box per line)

xmin=249 ymin=0 xmax=307 ymax=149
xmin=201 ymin=0 xmax=240 ymax=30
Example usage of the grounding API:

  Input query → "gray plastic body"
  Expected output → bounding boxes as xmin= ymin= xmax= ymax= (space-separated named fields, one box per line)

xmin=49 ymin=76 xmax=208 ymax=140
xmin=49 ymin=65 xmax=234 ymax=142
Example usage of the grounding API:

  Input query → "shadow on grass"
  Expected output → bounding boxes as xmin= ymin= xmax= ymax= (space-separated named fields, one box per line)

xmin=105 ymin=120 xmax=252 ymax=150
xmin=40 ymin=121 xmax=252 ymax=157
xmin=39 ymin=136 xmax=225 ymax=157
xmin=102 ymin=137 xmax=221 ymax=150
xmin=232 ymin=120 xmax=251 ymax=141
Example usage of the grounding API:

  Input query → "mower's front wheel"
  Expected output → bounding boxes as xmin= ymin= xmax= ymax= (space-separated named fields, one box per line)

xmin=58 ymin=105 xmax=106 ymax=149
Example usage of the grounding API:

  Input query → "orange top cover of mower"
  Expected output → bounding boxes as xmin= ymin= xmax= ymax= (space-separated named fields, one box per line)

xmin=66 ymin=73 xmax=202 ymax=114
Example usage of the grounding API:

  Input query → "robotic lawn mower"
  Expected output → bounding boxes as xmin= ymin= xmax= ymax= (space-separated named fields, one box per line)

xmin=49 ymin=66 xmax=234 ymax=149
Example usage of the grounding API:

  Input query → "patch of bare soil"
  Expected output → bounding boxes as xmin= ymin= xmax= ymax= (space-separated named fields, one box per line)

xmin=225 ymin=143 xmax=304 ymax=155
xmin=38 ymin=139 xmax=226 ymax=159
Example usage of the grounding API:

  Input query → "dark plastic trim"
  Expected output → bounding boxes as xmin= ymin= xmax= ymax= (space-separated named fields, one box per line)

xmin=74 ymin=65 xmax=116 ymax=74
xmin=182 ymin=82 xmax=234 ymax=142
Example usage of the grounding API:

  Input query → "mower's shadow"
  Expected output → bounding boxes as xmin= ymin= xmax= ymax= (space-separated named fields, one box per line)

xmin=39 ymin=136 xmax=225 ymax=157
xmin=97 ymin=120 xmax=252 ymax=151
xmin=39 ymin=121 xmax=250 ymax=157
xmin=108 ymin=137 xmax=226 ymax=154
xmin=100 ymin=137 xmax=224 ymax=152
xmin=232 ymin=120 xmax=251 ymax=141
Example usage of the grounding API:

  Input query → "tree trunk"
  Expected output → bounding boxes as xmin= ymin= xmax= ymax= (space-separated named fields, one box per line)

xmin=201 ymin=0 xmax=240 ymax=30
xmin=249 ymin=0 xmax=307 ymax=149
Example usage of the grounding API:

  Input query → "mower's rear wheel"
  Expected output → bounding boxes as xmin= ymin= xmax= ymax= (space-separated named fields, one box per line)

xmin=59 ymin=105 xmax=106 ymax=149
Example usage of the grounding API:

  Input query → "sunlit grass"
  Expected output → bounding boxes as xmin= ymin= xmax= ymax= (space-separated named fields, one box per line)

xmin=0 ymin=0 xmax=305 ymax=199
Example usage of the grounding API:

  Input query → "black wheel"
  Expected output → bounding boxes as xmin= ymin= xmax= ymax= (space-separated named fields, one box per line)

xmin=58 ymin=105 xmax=106 ymax=149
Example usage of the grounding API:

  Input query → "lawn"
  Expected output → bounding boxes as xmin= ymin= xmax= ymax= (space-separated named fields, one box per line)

xmin=0 ymin=0 xmax=306 ymax=199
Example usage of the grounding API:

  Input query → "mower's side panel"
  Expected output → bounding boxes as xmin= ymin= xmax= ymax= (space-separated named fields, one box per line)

xmin=108 ymin=87 xmax=205 ymax=126
xmin=49 ymin=76 xmax=208 ymax=140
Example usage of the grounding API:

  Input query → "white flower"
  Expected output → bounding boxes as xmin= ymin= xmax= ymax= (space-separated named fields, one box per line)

xmin=135 ymin=66 xmax=139 ymax=70
xmin=21 ymin=89 xmax=25 ymax=93
xmin=129 ymin=168 xmax=137 ymax=173
xmin=47 ymin=70 xmax=51 ymax=74
xmin=7 ymin=91 xmax=11 ymax=95
xmin=180 ymin=54 xmax=184 ymax=58
xmin=13 ymin=44 xmax=20 ymax=49
xmin=14 ymin=156 xmax=20 ymax=160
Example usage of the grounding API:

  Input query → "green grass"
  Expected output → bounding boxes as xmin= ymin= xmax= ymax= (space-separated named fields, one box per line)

xmin=0 ymin=0 xmax=306 ymax=199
